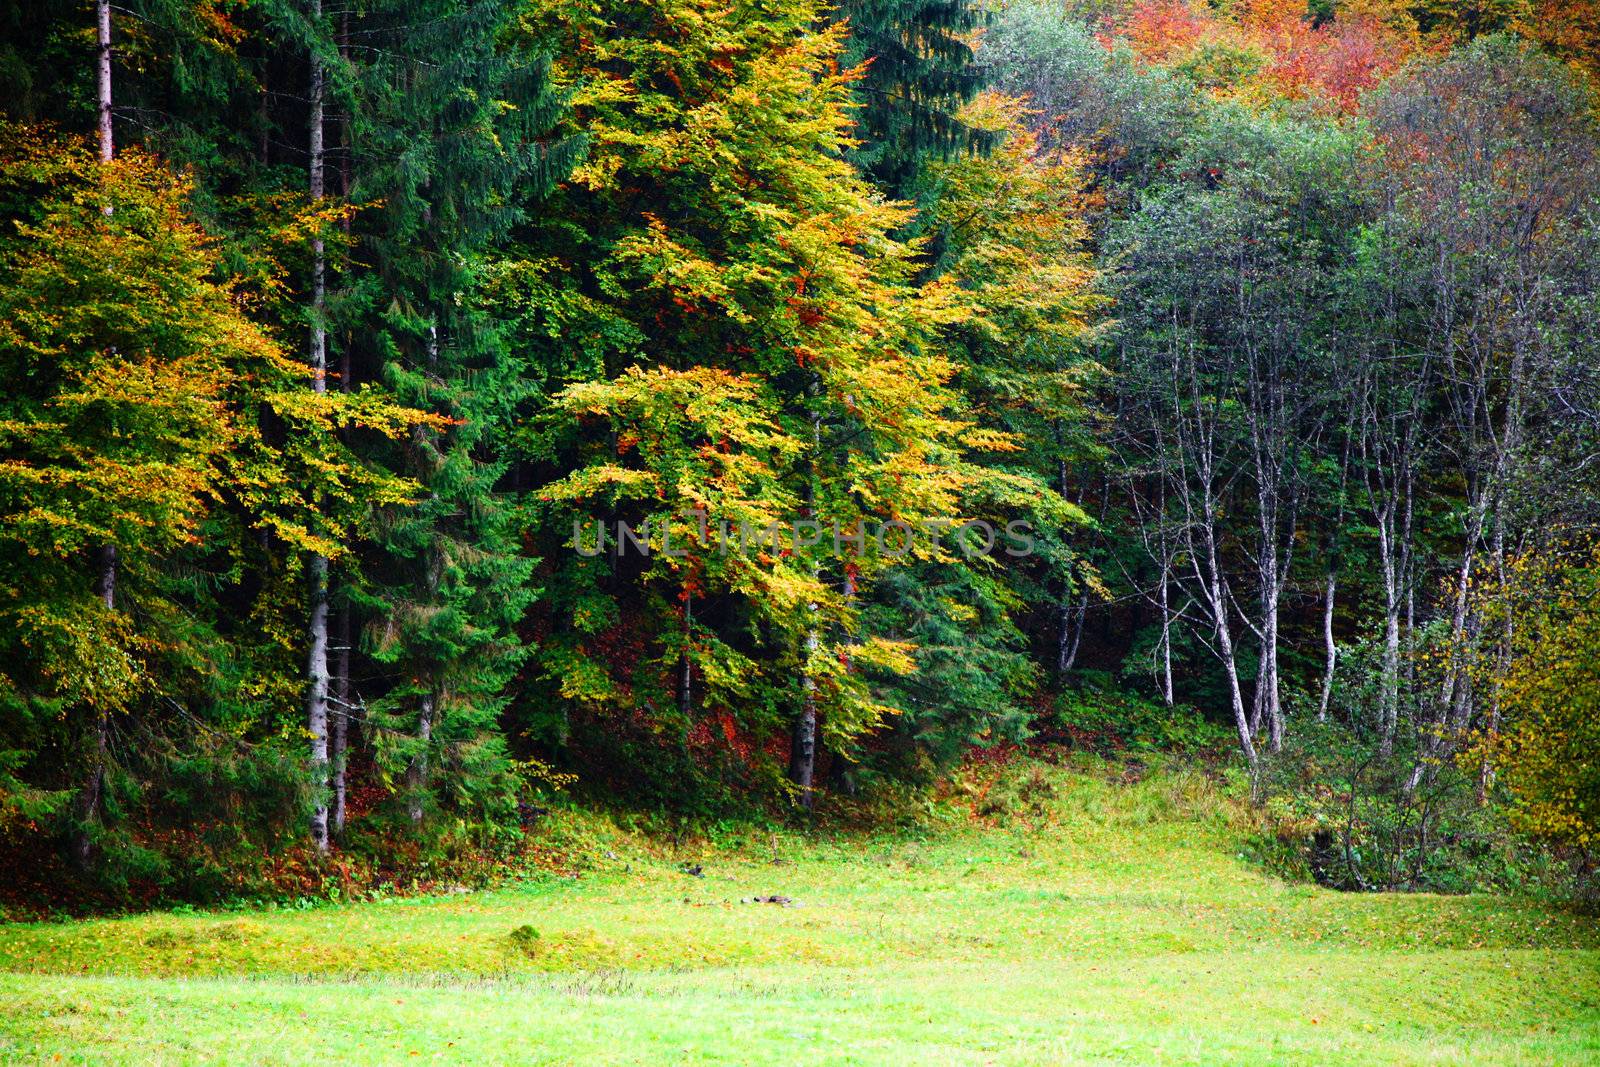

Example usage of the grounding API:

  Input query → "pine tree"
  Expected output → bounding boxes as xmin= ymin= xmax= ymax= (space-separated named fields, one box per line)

xmin=346 ymin=0 xmax=579 ymax=830
xmin=835 ymin=0 xmax=994 ymax=199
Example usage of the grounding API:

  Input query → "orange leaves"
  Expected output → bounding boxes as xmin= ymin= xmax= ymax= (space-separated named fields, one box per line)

xmin=1499 ymin=0 xmax=1600 ymax=77
xmin=789 ymin=300 xmax=827 ymax=330
xmin=1108 ymin=0 xmax=1416 ymax=112
xmin=1258 ymin=9 xmax=1412 ymax=112
xmin=1118 ymin=0 xmax=1214 ymax=64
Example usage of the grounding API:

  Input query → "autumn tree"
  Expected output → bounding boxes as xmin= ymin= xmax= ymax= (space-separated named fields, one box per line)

xmin=0 ymin=133 xmax=418 ymax=868
xmin=512 ymin=0 xmax=1006 ymax=805
xmin=1480 ymin=539 xmax=1600 ymax=845
xmin=864 ymin=91 xmax=1104 ymax=766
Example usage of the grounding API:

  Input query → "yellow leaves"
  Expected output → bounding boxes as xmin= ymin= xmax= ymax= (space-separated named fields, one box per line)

xmin=925 ymin=93 xmax=1102 ymax=331
xmin=544 ymin=464 xmax=659 ymax=501
xmin=1477 ymin=534 xmax=1600 ymax=845
xmin=611 ymin=216 xmax=744 ymax=321
xmin=0 ymin=128 xmax=430 ymax=586
xmin=9 ymin=601 xmax=142 ymax=712
xmin=957 ymin=427 xmax=1024 ymax=454
xmin=847 ymin=637 xmax=918 ymax=677
xmin=556 ymin=367 xmax=793 ymax=451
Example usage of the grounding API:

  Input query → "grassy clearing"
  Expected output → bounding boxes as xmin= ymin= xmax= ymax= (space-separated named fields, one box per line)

xmin=2 ymin=757 xmax=1596 ymax=1064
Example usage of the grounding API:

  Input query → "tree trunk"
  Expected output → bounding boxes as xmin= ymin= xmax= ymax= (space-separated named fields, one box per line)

xmin=1200 ymin=520 xmax=1256 ymax=772
xmin=1376 ymin=511 xmax=1401 ymax=755
xmin=1401 ymin=466 xmax=1416 ymax=696
xmin=76 ymin=0 xmax=116 ymax=872
xmin=304 ymin=0 xmax=331 ymax=853
xmin=73 ymin=545 xmax=117 ymax=870
xmin=1317 ymin=566 xmax=1337 ymax=721
xmin=789 ymin=396 xmax=822 ymax=810
xmin=678 ymin=586 xmax=693 ymax=718
xmin=331 ymin=603 xmax=350 ymax=835
xmin=1054 ymin=456 xmax=1087 ymax=677
xmin=306 ymin=555 xmax=331 ymax=851
xmin=789 ymin=636 xmax=817 ymax=811
xmin=73 ymin=708 xmax=109 ymax=872
xmin=1056 ymin=580 xmax=1088 ymax=676
xmin=1159 ymin=573 xmax=1174 ymax=707
xmin=1262 ymin=605 xmax=1282 ymax=752
xmin=97 ymin=0 xmax=113 ymax=165
xmin=1216 ymin=599 xmax=1257 ymax=773
xmin=1478 ymin=514 xmax=1514 ymax=804
xmin=1250 ymin=453 xmax=1289 ymax=753
xmin=1405 ymin=494 xmax=1485 ymax=796
xmin=330 ymin=99 xmax=354 ymax=839
xmin=407 ymin=692 xmax=434 ymax=824
xmin=1156 ymin=519 xmax=1174 ymax=706
xmin=1381 ymin=598 xmax=1401 ymax=754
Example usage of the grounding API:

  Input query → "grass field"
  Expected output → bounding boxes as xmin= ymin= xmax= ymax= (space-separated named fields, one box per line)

xmin=1 ymin=758 xmax=1596 ymax=1064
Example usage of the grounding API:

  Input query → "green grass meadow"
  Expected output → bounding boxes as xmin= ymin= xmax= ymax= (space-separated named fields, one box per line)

xmin=2 ymin=760 xmax=1596 ymax=1064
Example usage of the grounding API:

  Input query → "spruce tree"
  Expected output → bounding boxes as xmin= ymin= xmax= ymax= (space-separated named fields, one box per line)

xmin=836 ymin=0 xmax=993 ymax=199
xmin=346 ymin=0 xmax=578 ymax=829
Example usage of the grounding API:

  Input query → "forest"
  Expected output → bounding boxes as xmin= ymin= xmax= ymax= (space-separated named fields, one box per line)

xmin=1 ymin=0 xmax=1599 ymax=920
xmin=6 ymin=1 xmax=1600 ymax=1061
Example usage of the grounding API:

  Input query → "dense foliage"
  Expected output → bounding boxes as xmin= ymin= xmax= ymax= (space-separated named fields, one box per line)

xmin=2 ymin=0 xmax=1598 ymax=905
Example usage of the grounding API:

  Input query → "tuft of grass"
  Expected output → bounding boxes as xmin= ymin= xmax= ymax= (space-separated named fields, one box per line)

xmin=507 ymin=924 xmax=541 ymax=959
xmin=1 ymin=757 xmax=1597 ymax=1064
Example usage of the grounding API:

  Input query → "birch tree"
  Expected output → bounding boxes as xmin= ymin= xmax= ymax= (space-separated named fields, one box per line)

xmin=1364 ymin=35 xmax=1600 ymax=788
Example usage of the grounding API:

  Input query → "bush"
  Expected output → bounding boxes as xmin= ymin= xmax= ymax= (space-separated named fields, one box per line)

xmin=1048 ymin=679 xmax=1230 ymax=754
xmin=1253 ymin=717 xmax=1578 ymax=897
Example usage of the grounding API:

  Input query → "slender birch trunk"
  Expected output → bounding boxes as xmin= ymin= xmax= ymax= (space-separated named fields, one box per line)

xmin=1158 ymin=560 xmax=1174 ymax=707
xmin=331 ymin=604 xmax=350 ymax=835
xmin=1318 ymin=437 xmax=1350 ymax=723
xmin=1376 ymin=511 xmax=1402 ymax=755
xmin=305 ymin=0 xmax=331 ymax=853
xmin=1212 ymin=581 xmax=1256 ymax=771
xmin=1154 ymin=481 xmax=1175 ymax=707
xmin=1260 ymin=602 xmax=1282 ymax=752
xmin=1170 ymin=328 xmax=1255 ymax=772
xmin=1317 ymin=566 xmax=1337 ymax=722
xmin=407 ymin=693 xmax=434 ymax=824
xmin=1201 ymin=498 xmax=1254 ymax=768
xmin=96 ymin=0 xmax=113 ymax=165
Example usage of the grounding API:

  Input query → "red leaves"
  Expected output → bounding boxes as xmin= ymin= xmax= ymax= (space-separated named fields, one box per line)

xmin=1118 ymin=0 xmax=1212 ymax=63
xmin=1264 ymin=12 xmax=1409 ymax=113
xmin=1111 ymin=0 xmax=1413 ymax=112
